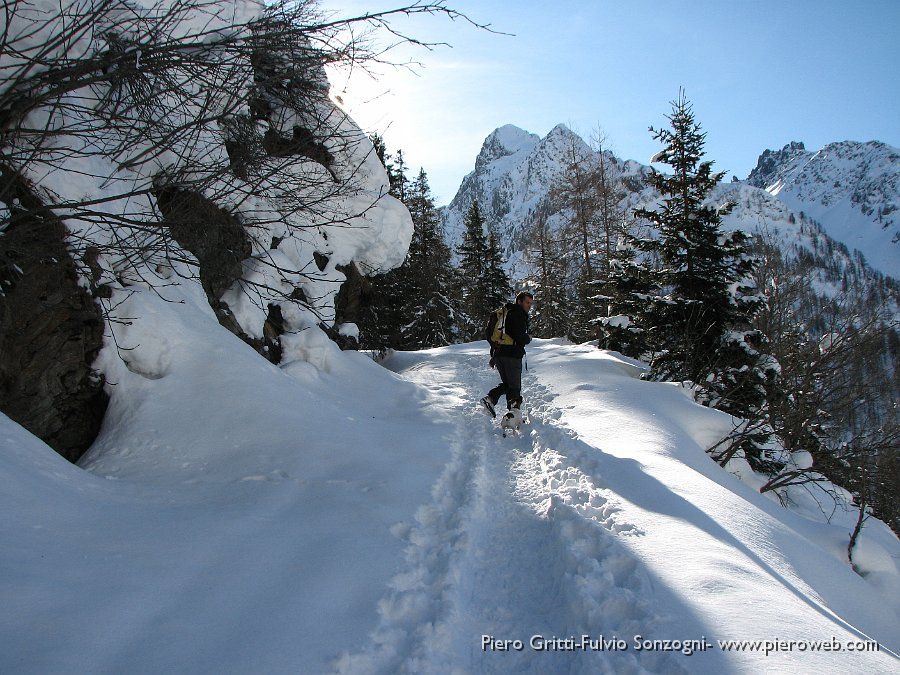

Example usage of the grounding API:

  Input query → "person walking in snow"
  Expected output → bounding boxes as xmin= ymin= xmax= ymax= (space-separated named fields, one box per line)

xmin=481 ymin=291 xmax=533 ymax=417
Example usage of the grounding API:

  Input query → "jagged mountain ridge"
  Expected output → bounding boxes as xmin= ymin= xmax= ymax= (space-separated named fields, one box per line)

xmin=747 ymin=140 xmax=900 ymax=277
xmin=442 ymin=125 xmax=900 ymax=284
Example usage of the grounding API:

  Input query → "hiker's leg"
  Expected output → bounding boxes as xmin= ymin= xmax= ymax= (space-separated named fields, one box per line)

xmin=498 ymin=357 xmax=522 ymax=409
xmin=487 ymin=357 xmax=509 ymax=402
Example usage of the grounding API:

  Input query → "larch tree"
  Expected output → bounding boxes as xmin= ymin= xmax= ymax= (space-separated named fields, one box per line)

xmin=524 ymin=203 xmax=571 ymax=338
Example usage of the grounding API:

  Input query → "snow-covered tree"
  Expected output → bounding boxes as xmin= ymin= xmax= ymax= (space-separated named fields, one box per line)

xmin=635 ymin=93 xmax=762 ymax=374
xmin=599 ymin=225 xmax=655 ymax=356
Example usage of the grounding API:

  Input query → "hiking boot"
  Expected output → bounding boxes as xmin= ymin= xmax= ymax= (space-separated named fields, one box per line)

xmin=480 ymin=396 xmax=496 ymax=418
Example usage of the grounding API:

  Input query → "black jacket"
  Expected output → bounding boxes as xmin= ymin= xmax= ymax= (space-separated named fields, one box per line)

xmin=490 ymin=302 xmax=531 ymax=359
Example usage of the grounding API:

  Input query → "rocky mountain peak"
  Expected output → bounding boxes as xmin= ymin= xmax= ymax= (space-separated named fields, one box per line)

xmin=743 ymin=139 xmax=899 ymax=276
xmin=747 ymin=141 xmax=807 ymax=189
xmin=474 ymin=124 xmax=540 ymax=170
xmin=446 ymin=124 xmax=900 ymax=280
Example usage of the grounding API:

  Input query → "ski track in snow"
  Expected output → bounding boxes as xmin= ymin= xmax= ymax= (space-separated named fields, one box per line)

xmin=336 ymin=350 xmax=688 ymax=674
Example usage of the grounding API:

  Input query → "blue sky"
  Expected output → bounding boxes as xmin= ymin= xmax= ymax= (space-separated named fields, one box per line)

xmin=324 ymin=0 xmax=900 ymax=205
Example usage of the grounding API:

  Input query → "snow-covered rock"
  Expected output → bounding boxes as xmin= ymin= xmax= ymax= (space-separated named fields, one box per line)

xmin=1 ymin=0 xmax=414 ymax=458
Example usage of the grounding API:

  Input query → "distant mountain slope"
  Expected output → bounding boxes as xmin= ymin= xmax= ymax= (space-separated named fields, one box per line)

xmin=747 ymin=140 xmax=900 ymax=278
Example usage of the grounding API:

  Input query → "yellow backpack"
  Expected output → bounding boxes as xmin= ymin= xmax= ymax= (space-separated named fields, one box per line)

xmin=486 ymin=306 xmax=514 ymax=346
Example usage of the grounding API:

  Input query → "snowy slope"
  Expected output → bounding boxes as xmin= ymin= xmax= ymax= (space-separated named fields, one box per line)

xmin=1 ymin=284 xmax=454 ymax=674
xmin=2 ymin=310 xmax=898 ymax=672
xmin=747 ymin=141 xmax=900 ymax=278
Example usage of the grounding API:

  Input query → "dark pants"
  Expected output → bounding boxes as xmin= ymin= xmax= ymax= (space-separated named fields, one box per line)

xmin=488 ymin=356 xmax=523 ymax=409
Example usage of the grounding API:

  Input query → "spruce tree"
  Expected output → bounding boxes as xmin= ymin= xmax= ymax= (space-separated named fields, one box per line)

xmin=634 ymin=91 xmax=776 ymax=470
xmin=485 ymin=223 xmax=513 ymax=313
xmin=600 ymin=227 xmax=656 ymax=356
xmin=399 ymin=168 xmax=456 ymax=349
xmin=357 ymin=142 xmax=410 ymax=353
xmin=389 ymin=149 xmax=410 ymax=202
xmin=457 ymin=200 xmax=493 ymax=340
xmin=635 ymin=91 xmax=763 ymax=381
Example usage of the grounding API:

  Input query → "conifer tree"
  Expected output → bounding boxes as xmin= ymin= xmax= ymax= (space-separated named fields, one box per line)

xmin=600 ymin=225 xmax=655 ymax=356
xmin=369 ymin=132 xmax=388 ymax=167
xmin=357 ymin=144 xmax=412 ymax=353
xmin=456 ymin=200 xmax=494 ymax=340
xmin=485 ymin=223 xmax=513 ymax=313
xmin=635 ymin=91 xmax=763 ymax=381
xmin=633 ymin=91 xmax=776 ymax=470
xmin=399 ymin=168 xmax=456 ymax=349
xmin=389 ymin=149 xmax=410 ymax=202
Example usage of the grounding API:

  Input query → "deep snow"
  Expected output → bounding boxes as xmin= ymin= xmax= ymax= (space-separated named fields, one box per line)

xmin=1 ymin=293 xmax=898 ymax=673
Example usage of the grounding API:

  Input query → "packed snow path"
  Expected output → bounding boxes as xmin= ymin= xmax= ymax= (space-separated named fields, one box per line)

xmin=338 ymin=347 xmax=695 ymax=674
xmin=339 ymin=341 xmax=899 ymax=674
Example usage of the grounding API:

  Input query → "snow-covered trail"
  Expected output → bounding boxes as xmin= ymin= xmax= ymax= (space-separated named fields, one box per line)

xmin=339 ymin=344 xmax=719 ymax=673
xmin=341 ymin=340 xmax=899 ymax=674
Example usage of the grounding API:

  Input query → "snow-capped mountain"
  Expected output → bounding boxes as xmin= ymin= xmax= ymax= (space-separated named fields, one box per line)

xmin=443 ymin=125 xmax=900 ymax=286
xmin=746 ymin=140 xmax=900 ymax=278
xmin=442 ymin=123 xmax=565 ymax=249
xmin=441 ymin=123 xmax=648 ymax=273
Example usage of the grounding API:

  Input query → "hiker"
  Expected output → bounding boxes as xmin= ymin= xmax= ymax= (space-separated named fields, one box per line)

xmin=481 ymin=291 xmax=533 ymax=417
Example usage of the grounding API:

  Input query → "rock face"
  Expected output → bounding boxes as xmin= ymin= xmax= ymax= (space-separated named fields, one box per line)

xmin=0 ymin=168 xmax=107 ymax=462
xmin=745 ymin=141 xmax=808 ymax=189
xmin=152 ymin=186 xmax=285 ymax=360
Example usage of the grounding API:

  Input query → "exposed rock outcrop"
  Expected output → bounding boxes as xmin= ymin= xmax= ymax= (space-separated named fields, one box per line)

xmin=0 ymin=166 xmax=108 ymax=462
xmin=154 ymin=186 xmax=289 ymax=363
